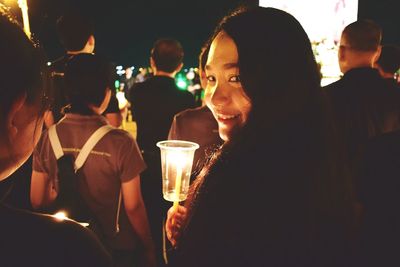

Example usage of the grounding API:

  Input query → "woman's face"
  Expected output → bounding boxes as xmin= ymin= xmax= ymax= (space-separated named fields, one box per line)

xmin=204 ymin=31 xmax=252 ymax=141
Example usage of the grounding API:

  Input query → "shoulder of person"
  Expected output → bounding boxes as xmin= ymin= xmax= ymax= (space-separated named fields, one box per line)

xmin=105 ymin=128 xmax=140 ymax=151
xmin=175 ymin=106 xmax=205 ymax=121
xmin=129 ymin=80 xmax=149 ymax=98
xmin=1 ymin=206 xmax=112 ymax=266
xmin=107 ymin=128 xmax=135 ymax=141
xmin=323 ymin=78 xmax=341 ymax=92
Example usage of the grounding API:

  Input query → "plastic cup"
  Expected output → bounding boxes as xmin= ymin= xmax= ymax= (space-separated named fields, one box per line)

xmin=157 ymin=140 xmax=199 ymax=202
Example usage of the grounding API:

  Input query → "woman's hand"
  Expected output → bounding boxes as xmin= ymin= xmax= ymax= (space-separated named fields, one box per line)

xmin=165 ymin=205 xmax=187 ymax=247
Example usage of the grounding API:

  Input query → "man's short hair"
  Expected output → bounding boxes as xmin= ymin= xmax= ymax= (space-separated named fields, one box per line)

xmin=341 ymin=19 xmax=382 ymax=51
xmin=151 ymin=38 xmax=184 ymax=73
xmin=376 ymin=45 xmax=400 ymax=74
xmin=65 ymin=54 xmax=114 ymax=109
xmin=57 ymin=13 xmax=94 ymax=52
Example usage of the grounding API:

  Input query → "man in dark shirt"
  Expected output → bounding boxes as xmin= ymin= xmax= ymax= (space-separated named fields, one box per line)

xmin=324 ymin=20 xmax=400 ymax=264
xmin=130 ymin=39 xmax=195 ymax=151
xmin=357 ymin=44 xmax=400 ymax=267
xmin=130 ymin=38 xmax=195 ymax=266
xmin=324 ymin=20 xmax=398 ymax=181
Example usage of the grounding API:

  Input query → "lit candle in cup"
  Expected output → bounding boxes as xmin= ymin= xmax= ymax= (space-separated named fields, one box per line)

xmin=168 ymin=150 xmax=185 ymax=209
xmin=157 ymin=140 xmax=199 ymax=210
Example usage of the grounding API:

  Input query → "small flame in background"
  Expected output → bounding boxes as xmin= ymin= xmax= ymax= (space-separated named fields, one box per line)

xmin=52 ymin=211 xmax=89 ymax=227
xmin=53 ymin=211 xmax=68 ymax=221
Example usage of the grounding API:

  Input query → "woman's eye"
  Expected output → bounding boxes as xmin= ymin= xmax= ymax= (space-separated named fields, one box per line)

xmin=206 ymin=75 xmax=216 ymax=82
xmin=228 ymin=75 xmax=241 ymax=82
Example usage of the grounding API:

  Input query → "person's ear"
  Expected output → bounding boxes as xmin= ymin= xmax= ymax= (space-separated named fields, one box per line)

xmin=88 ymin=35 xmax=95 ymax=45
xmin=372 ymin=45 xmax=382 ymax=64
xmin=175 ymin=62 xmax=183 ymax=73
xmin=338 ymin=45 xmax=346 ymax=62
xmin=87 ymin=35 xmax=95 ymax=53
xmin=7 ymin=92 xmax=27 ymax=138
xmin=150 ymin=57 xmax=156 ymax=72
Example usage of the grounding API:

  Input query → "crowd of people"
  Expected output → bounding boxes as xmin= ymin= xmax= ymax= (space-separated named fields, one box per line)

xmin=1 ymin=3 xmax=400 ymax=267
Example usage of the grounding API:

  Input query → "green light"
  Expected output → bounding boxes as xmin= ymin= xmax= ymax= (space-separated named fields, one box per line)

xmin=176 ymin=79 xmax=188 ymax=90
xmin=175 ymin=73 xmax=188 ymax=90
xmin=115 ymin=80 xmax=120 ymax=90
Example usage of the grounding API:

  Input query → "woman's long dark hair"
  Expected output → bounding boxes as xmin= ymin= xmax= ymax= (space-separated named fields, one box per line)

xmin=0 ymin=5 xmax=49 ymax=116
xmin=179 ymin=6 xmax=354 ymax=266
xmin=0 ymin=5 xmax=50 ymax=135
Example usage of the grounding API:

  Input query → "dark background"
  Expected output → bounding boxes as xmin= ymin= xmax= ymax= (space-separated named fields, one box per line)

xmin=2 ymin=0 xmax=399 ymax=68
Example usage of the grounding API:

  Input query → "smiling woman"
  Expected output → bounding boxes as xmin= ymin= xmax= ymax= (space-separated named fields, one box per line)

xmin=165 ymin=5 xmax=354 ymax=267
xmin=204 ymin=31 xmax=251 ymax=141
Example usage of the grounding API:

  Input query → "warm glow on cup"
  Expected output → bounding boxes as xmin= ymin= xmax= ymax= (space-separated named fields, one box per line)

xmin=157 ymin=140 xmax=199 ymax=206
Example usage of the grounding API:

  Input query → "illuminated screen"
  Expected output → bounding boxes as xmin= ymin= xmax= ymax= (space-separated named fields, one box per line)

xmin=260 ymin=0 xmax=359 ymax=85
xmin=259 ymin=0 xmax=358 ymax=43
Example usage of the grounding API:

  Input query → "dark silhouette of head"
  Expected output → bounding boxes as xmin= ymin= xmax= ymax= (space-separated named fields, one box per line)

xmin=64 ymin=54 xmax=114 ymax=115
xmin=151 ymin=38 xmax=184 ymax=73
xmin=56 ymin=13 xmax=94 ymax=52
xmin=341 ymin=20 xmax=382 ymax=52
xmin=376 ymin=44 xmax=400 ymax=75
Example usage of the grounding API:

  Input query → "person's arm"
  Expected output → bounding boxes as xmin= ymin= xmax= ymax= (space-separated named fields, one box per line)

xmin=30 ymin=170 xmax=57 ymax=209
xmin=44 ymin=110 xmax=55 ymax=128
xmin=121 ymin=176 xmax=156 ymax=267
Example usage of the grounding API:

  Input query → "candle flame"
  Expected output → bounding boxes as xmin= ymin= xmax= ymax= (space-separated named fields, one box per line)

xmin=168 ymin=150 xmax=186 ymax=169
xmin=52 ymin=211 xmax=90 ymax=227
xmin=53 ymin=211 xmax=68 ymax=221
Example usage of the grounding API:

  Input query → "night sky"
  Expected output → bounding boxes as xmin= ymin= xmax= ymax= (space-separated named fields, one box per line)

xmin=2 ymin=0 xmax=399 ymax=69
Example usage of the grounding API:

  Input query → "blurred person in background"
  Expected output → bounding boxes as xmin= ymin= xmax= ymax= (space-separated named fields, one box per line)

xmin=168 ymin=44 xmax=222 ymax=172
xmin=31 ymin=54 xmax=156 ymax=267
xmin=48 ymin=12 xmax=122 ymax=128
xmin=130 ymin=38 xmax=195 ymax=266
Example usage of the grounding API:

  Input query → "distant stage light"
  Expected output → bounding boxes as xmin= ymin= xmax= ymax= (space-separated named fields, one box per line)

xmin=176 ymin=80 xmax=188 ymax=90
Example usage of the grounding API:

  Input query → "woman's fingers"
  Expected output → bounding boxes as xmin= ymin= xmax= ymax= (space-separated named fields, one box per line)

xmin=166 ymin=205 xmax=188 ymax=245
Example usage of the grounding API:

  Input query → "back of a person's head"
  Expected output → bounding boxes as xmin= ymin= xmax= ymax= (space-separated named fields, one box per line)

xmin=212 ymin=6 xmax=320 ymax=129
xmin=376 ymin=44 xmax=400 ymax=74
xmin=0 ymin=5 xmax=47 ymax=122
xmin=151 ymin=38 xmax=184 ymax=73
xmin=341 ymin=19 xmax=382 ymax=52
xmin=57 ymin=13 xmax=94 ymax=52
xmin=64 ymin=54 xmax=113 ymax=114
